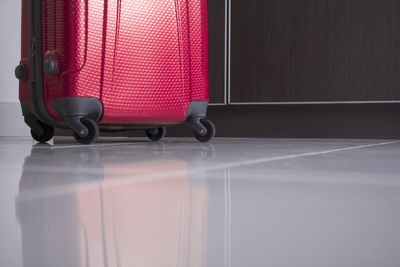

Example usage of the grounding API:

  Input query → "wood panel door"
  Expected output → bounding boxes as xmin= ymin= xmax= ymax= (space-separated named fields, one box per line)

xmin=209 ymin=0 xmax=226 ymax=104
xmin=230 ymin=0 xmax=400 ymax=103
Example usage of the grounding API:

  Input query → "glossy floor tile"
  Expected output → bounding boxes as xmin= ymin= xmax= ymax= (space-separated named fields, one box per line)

xmin=0 ymin=137 xmax=399 ymax=267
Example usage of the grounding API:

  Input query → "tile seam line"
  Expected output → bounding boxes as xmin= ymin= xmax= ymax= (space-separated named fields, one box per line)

xmin=35 ymin=139 xmax=400 ymax=161
xmin=29 ymin=138 xmax=400 ymax=150
xmin=213 ymin=140 xmax=400 ymax=170
xmin=13 ymin=140 xmax=400 ymax=169
xmin=15 ymin=140 xmax=400 ymax=181
xmin=16 ymin=140 xmax=400 ymax=201
xmin=31 ymin=142 xmax=147 ymax=149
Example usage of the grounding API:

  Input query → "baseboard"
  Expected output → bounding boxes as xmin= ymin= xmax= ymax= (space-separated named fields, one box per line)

xmin=7 ymin=100 xmax=399 ymax=139
xmin=56 ymin=103 xmax=400 ymax=139
xmin=0 ymin=102 xmax=30 ymax=137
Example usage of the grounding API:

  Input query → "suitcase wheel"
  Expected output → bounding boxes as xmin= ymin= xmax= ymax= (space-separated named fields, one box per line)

xmin=30 ymin=121 xmax=55 ymax=143
xmin=145 ymin=127 xmax=166 ymax=141
xmin=192 ymin=119 xmax=216 ymax=143
xmin=73 ymin=118 xmax=99 ymax=145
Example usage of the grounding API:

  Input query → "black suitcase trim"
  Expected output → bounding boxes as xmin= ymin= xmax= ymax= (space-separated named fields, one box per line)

xmin=28 ymin=0 xmax=63 ymax=127
xmin=27 ymin=0 xmax=104 ymax=131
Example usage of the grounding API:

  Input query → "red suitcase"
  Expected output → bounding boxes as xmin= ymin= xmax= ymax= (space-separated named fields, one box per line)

xmin=16 ymin=0 xmax=215 ymax=144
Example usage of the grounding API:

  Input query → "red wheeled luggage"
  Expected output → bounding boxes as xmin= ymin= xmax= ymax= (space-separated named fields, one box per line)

xmin=16 ymin=0 xmax=215 ymax=144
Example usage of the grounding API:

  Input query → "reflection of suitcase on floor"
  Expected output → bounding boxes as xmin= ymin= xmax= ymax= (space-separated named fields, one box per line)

xmin=16 ymin=148 xmax=209 ymax=267
xmin=16 ymin=0 xmax=215 ymax=144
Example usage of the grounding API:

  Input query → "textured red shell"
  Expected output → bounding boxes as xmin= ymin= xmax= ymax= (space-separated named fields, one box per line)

xmin=41 ymin=0 xmax=209 ymax=125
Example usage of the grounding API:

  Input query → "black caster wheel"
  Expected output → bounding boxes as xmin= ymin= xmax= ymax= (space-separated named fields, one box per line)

xmin=30 ymin=121 xmax=55 ymax=143
xmin=145 ymin=127 xmax=166 ymax=141
xmin=73 ymin=118 xmax=99 ymax=145
xmin=193 ymin=119 xmax=216 ymax=143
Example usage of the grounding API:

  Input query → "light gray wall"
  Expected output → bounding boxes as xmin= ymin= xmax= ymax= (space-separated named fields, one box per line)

xmin=0 ymin=103 xmax=29 ymax=136
xmin=0 ymin=0 xmax=28 ymax=136
xmin=0 ymin=0 xmax=21 ymax=103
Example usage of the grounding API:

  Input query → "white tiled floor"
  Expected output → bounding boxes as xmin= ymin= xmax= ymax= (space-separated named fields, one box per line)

xmin=1 ymin=137 xmax=400 ymax=267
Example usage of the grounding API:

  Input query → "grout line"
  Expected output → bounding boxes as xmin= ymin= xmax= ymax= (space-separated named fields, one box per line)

xmin=32 ymin=141 xmax=147 ymax=149
xmin=19 ymin=141 xmax=400 ymax=176
xmin=224 ymin=168 xmax=231 ymax=267
xmin=16 ymin=140 xmax=400 ymax=201
xmin=212 ymin=140 xmax=400 ymax=169
xmin=28 ymin=137 xmax=398 ymax=149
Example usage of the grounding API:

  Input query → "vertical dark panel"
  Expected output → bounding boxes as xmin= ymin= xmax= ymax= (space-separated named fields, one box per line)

xmin=208 ymin=0 xmax=226 ymax=103
xmin=230 ymin=0 xmax=400 ymax=103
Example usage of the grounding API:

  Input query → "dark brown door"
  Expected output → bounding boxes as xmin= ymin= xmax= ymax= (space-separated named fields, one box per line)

xmin=209 ymin=0 xmax=226 ymax=104
xmin=230 ymin=0 xmax=400 ymax=103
